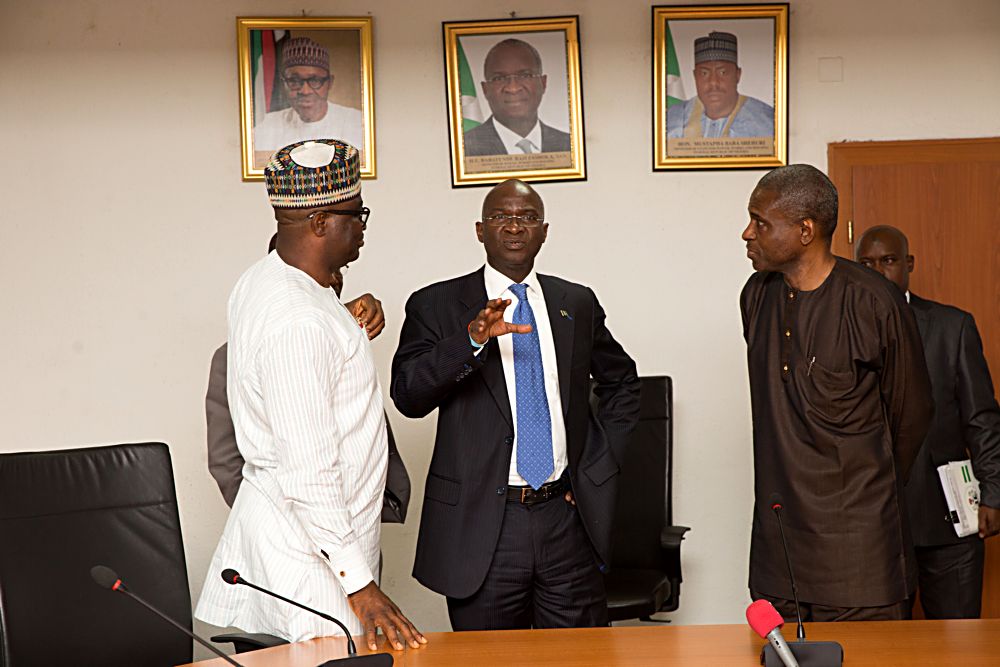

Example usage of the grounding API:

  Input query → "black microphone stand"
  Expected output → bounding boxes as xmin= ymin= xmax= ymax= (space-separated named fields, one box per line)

xmin=90 ymin=566 xmax=243 ymax=667
xmin=772 ymin=503 xmax=806 ymax=641
xmin=231 ymin=573 xmax=358 ymax=655
xmin=222 ymin=569 xmax=393 ymax=666
xmin=760 ymin=498 xmax=844 ymax=667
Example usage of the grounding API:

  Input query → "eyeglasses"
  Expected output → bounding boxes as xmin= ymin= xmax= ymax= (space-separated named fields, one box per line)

xmin=282 ymin=75 xmax=331 ymax=91
xmin=308 ymin=206 xmax=370 ymax=226
xmin=485 ymin=72 xmax=543 ymax=86
xmin=482 ymin=213 xmax=544 ymax=228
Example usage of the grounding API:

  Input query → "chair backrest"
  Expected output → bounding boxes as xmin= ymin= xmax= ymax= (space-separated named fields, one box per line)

xmin=0 ymin=443 xmax=192 ymax=667
xmin=608 ymin=376 xmax=673 ymax=570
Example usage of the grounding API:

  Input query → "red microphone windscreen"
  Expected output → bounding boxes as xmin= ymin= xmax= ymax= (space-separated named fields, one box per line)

xmin=746 ymin=599 xmax=784 ymax=638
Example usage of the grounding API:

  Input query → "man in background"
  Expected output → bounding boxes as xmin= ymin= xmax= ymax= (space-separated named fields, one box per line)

xmin=254 ymin=37 xmax=364 ymax=155
xmin=856 ymin=225 xmax=1000 ymax=618
xmin=463 ymin=39 xmax=571 ymax=156
xmin=206 ymin=237 xmax=409 ymax=523
xmin=741 ymin=165 xmax=933 ymax=621
xmin=667 ymin=31 xmax=773 ymax=139
xmin=196 ymin=139 xmax=423 ymax=652
xmin=391 ymin=178 xmax=639 ymax=630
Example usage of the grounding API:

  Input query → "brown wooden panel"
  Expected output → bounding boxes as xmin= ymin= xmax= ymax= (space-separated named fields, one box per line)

xmin=828 ymin=138 xmax=1000 ymax=618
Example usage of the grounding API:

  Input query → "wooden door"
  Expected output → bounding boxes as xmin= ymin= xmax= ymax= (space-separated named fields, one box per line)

xmin=829 ymin=137 xmax=1000 ymax=617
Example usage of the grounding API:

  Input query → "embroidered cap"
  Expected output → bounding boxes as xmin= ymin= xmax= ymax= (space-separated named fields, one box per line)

xmin=282 ymin=37 xmax=330 ymax=72
xmin=265 ymin=139 xmax=360 ymax=209
xmin=694 ymin=31 xmax=738 ymax=65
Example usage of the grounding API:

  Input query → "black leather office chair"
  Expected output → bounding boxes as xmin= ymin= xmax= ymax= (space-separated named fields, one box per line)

xmin=602 ymin=376 xmax=689 ymax=622
xmin=0 ymin=442 xmax=283 ymax=666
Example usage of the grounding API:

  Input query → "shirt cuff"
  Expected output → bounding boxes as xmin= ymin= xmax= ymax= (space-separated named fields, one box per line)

xmin=324 ymin=542 xmax=374 ymax=595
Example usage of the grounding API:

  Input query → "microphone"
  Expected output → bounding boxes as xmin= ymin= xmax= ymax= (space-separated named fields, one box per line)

xmin=90 ymin=565 xmax=244 ymax=667
xmin=746 ymin=599 xmax=800 ymax=667
xmin=757 ymin=494 xmax=844 ymax=667
xmin=221 ymin=568 xmax=392 ymax=666
xmin=769 ymin=493 xmax=805 ymax=640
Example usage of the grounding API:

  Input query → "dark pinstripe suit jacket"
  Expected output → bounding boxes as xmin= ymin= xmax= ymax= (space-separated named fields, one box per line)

xmin=390 ymin=267 xmax=640 ymax=598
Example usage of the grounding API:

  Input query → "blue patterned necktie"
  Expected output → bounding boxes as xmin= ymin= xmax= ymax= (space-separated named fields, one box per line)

xmin=508 ymin=283 xmax=553 ymax=490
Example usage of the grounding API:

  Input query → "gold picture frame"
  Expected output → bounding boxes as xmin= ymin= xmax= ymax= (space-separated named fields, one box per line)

xmin=236 ymin=17 xmax=376 ymax=181
xmin=653 ymin=4 xmax=788 ymax=170
xmin=443 ymin=16 xmax=586 ymax=187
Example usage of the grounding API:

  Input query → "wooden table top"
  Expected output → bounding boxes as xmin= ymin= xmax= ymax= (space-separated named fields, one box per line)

xmin=183 ymin=619 xmax=1000 ymax=666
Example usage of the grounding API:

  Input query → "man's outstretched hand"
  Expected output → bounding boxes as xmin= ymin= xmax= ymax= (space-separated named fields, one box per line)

xmin=469 ymin=298 xmax=532 ymax=345
xmin=348 ymin=581 xmax=427 ymax=651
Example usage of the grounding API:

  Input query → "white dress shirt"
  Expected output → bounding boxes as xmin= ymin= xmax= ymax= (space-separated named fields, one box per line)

xmin=482 ymin=264 xmax=567 ymax=486
xmin=195 ymin=252 xmax=386 ymax=641
xmin=491 ymin=117 xmax=543 ymax=154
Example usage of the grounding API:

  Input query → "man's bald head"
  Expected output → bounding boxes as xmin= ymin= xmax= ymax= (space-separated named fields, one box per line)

xmin=855 ymin=224 xmax=913 ymax=294
xmin=481 ymin=179 xmax=544 ymax=220
xmin=476 ymin=179 xmax=547 ymax=283
xmin=856 ymin=225 xmax=909 ymax=257
xmin=484 ymin=39 xmax=543 ymax=76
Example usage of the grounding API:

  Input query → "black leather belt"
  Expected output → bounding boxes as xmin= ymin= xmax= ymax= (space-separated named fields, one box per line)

xmin=506 ymin=476 xmax=569 ymax=505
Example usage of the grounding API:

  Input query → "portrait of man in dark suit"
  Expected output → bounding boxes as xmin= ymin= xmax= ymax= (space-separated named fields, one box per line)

xmin=391 ymin=179 xmax=640 ymax=630
xmin=462 ymin=38 xmax=572 ymax=157
xmin=856 ymin=225 xmax=1000 ymax=619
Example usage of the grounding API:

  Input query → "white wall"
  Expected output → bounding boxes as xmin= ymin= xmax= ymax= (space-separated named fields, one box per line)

xmin=2 ymin=0 xmax=998 ymax=654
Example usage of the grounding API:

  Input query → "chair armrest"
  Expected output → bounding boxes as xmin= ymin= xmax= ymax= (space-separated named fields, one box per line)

xmin=660 ymin=525 xmax=690 ymax=549
xmin=211 ymin=632 xmax=289 ymax=654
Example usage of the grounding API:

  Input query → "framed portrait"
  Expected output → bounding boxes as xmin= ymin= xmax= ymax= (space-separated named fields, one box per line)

xmin=443 ymin=16 xmax=586 ymax=188
xmin=237 ymin=17 xmax=376 ymax=181
xmin=653 ymin=4 xmax=788 ymax=170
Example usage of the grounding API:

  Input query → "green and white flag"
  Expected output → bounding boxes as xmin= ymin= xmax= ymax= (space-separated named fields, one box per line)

xmin=457 ymin=39 xmax=484 ymax=131
xmin=665 ymin=24 xmax=685 ymax=108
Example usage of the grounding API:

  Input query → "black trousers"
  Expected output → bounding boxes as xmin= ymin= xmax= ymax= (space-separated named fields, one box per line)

xmin=446 ymin=494 xmax=607 ymax=630
xmin=911 ymin=539 xmax=985 ymax=619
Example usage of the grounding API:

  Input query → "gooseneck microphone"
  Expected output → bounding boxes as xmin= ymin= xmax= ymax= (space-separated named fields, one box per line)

xmin=757 ymin=494 xmax=844 ymax=667
xmin=90 ymin=565 xmax=244 ymax=667
xmin=746 ymin=599 xmax=801 ymax=667
xmin=222 ymin=569 xmax=393 ymax=666
xmin=769 ymin=493 xmax=806 ymax=641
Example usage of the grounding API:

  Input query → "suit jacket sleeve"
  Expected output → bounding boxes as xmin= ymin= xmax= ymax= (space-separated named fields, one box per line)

xmin=390 ymin=293 xmax=486 ymax=418
xmin=881 ymin=296 xmax=935 ymax=484
xmin=206 ymin=344 xmax=244 ymax=507
xmin=587 ymin=288 xmax=641 ymax=458
xmin=955 ymin=312 xmax=1000 ymax=508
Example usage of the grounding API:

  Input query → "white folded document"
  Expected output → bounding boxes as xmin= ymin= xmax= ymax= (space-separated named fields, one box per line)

xmin=937 ymin=460 xmax=980 ymax=538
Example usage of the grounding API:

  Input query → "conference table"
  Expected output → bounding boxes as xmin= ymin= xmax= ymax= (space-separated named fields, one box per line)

xmin=184 ymin=619 xmax=1000 ymax=666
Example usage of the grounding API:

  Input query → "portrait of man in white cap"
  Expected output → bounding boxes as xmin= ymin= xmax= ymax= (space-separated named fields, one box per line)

xmin=666 ymin=31 xmax=774 ymax=139
xmin=254 ymin=37 xmax=365 ymax=157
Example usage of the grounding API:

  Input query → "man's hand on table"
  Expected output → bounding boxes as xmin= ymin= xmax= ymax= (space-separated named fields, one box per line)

xmin=348 ymin=581 xmax=427 ymax=651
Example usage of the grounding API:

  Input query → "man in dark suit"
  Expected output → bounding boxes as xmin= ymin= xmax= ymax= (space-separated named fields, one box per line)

xmin=856 ymin=225 xmax=1000 ymax=618
xmin=463 ymin=39 xmax=571 ymax=157
xmin=391 ymin=179 xmax=640 ymax=630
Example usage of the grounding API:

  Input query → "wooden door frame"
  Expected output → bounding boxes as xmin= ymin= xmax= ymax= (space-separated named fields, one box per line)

xmin=827 ymin=137 xmax=1000 ymax=257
